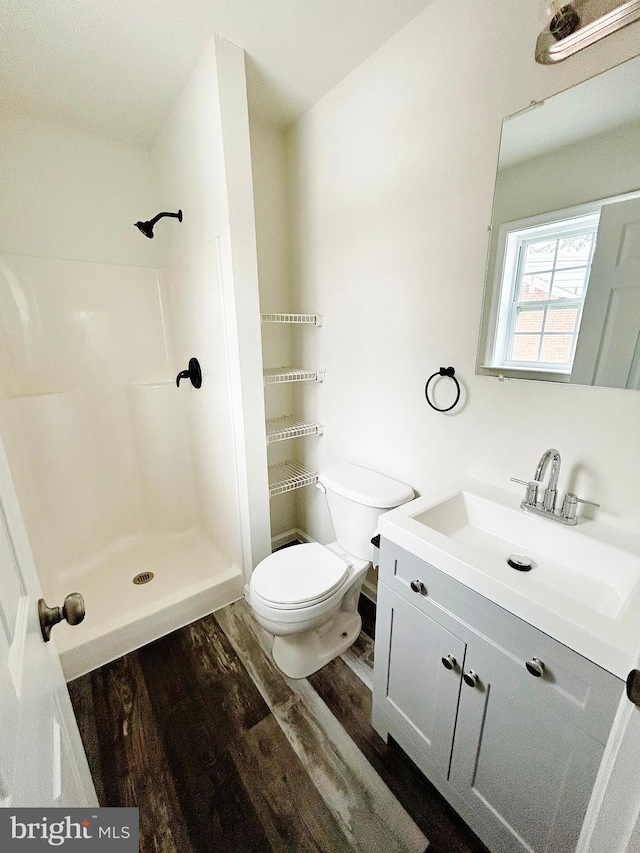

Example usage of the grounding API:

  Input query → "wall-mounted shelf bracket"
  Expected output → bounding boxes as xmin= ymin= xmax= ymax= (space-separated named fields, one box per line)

xmin=535 ymin=0 xmax=640 ymax=63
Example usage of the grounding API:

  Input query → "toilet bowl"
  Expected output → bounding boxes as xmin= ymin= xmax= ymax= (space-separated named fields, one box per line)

xmin=248 ymin=463 xmax=413 ymax=679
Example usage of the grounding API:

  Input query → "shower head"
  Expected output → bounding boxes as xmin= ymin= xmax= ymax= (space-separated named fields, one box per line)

xmin=135 ymin=220 xmax=155 ymax=238
xmin=134 ymin=209 xmax=182 ymax=239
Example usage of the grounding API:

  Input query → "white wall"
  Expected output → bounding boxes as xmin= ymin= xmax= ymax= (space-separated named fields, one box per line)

xmin=0 ymin=109 xmax=162 ymax=268
xmin=286 ymin=0 xmax=640 ymax=548
xmin=153 ymin=36 xmax=271 ymax=574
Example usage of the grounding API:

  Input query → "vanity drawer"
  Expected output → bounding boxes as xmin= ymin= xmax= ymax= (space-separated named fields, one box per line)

xmin=379 ymin=539 xmax=623 ymax=744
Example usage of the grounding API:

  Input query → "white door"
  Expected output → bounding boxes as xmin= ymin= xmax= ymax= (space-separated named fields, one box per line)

xmin=0 ymin=436 xmax=96 ymax=808
xmin=578 ymin=679 xmax=640 ymax=852
xmin=571 ymin=196 xmax=640 ymax=388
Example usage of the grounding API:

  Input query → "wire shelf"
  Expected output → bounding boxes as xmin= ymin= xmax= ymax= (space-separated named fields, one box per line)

xmin=263 ymin=367 xmax=325 ymax=385
xmin=261 ymin=313 xmax=323 ymax=326
xmin=268 ymin=461 xmax=318 ymax=496
xmin=266 ymin=416 xmax=325 ymax=444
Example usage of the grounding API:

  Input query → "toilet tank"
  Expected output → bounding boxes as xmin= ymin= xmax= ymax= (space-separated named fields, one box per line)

xmin=318 ymin=463 xmax=414 ymax=560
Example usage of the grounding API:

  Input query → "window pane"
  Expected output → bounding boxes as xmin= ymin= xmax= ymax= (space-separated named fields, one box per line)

xmin=551 ymin=268 xmax=588 ymax=298
xmin=519 ymin=272 xmax=552 ymax=301
xmin=515 ymin=308 xmax=544 ymax=332
xmin=555 ymin=234 xmax=594 ymax=269
xmin=545 ymin=307 xmax=578 ymax=333
xmin=523 ymin=240 xmax=556 ymax=275
xmin=540 ymin=335 xmax=573 ymax=363
xmin=511 ymin=335 xmax=540 ymax=361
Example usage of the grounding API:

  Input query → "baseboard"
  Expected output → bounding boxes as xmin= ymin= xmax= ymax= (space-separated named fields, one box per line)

xmin=270 ymin=527 xmax=316 ymax=551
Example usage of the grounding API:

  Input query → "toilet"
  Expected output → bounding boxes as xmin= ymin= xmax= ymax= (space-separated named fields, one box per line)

xmin=248 ymin=462 xmax=414 ymax=678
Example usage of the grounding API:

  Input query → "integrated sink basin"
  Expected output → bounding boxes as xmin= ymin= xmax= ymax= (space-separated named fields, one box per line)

xmin=414 ymin=490 xmax=638 ymax=618
xmin=379 ymin=478 xmax=640 ymax=678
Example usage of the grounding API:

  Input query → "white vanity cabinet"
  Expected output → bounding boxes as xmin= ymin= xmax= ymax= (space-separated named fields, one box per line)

xmin=372 ymin=540 xmax=624 ymax=853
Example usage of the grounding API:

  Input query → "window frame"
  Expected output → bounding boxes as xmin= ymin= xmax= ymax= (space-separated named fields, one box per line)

xmin=484 ymin=201 xmax=603 ymax=377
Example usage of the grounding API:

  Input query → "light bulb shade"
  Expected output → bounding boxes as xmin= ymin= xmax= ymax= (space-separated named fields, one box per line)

xmin=538 ymin=1 xmax=580 ymax=40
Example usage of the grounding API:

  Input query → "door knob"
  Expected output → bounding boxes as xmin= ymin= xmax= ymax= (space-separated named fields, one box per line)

xmin=176 ymin=357 xmax=202 ymax=388
xmin=38 ymin=593 xmax=85 ymax=642
xmin=441 ymin=654 xmax=457 ymax=670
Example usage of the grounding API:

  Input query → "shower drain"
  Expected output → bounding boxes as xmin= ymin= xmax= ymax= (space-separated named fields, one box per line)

xmin=133 ymin=572 xmax=155 ymax=585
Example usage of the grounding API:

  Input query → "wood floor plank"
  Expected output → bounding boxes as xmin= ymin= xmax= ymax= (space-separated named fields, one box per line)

xmin=308 ymin=655 xmax=490 ymax=853
xmin=70 ymin=652 xmax=195 ymax=853
xmin=67 ymin=674 xmax=107 ymax=807
xmin=140 ymin=614 xmax=270 ymax=738
xmin=136 ymin=616 xmax=275 ymax=852
xmin=229 ymin=715 xmax=351 ymax=853
xmin=215 ymin=600 xmax=428 ymax=853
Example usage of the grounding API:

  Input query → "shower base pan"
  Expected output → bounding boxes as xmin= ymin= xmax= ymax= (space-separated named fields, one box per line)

xmin=47 ymin=530 xmax=244 ymax=681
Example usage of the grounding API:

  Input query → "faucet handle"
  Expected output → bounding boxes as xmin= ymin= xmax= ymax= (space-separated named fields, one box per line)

xmin=511 ymin=478 xmax=542 ymax=505
xmin=561 ymin=492 xmax=600 ymax=522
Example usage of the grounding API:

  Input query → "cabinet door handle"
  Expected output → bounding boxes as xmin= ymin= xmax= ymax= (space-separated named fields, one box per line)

xmin=463 ymin=670 xmax=479 ymax=688
xmin=441 ymin=654 xmax=457 ymax=670
xmin=410 ymin=580 xmax=426 ymax=594
xmin=525 ymin=658 xmax=545 ymax=678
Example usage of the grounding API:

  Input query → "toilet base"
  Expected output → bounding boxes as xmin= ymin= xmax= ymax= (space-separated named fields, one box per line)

xmin=271 ymin=610 xmax=363 ymax=679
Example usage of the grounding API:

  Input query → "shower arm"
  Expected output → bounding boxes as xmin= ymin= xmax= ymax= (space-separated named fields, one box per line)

xmin=148 ymin=211 xmax=181 ymax=228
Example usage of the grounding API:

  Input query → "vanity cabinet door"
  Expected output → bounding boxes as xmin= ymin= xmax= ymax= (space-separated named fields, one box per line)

xmin=449 ymin=631 xmax=605 ymax=853
xmin=373 ymin=587 xmax=466 ymax=781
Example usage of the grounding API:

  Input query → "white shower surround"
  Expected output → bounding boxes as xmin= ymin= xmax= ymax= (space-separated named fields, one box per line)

xmin=0 ymin=36 xmax=270 ymax=679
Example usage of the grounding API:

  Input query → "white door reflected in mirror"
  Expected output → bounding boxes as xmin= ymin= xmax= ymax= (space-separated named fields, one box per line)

xmin=571 ymin=196 xmax=640 ymax=389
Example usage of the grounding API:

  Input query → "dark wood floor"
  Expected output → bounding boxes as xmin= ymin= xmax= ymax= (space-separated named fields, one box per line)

xmin=68 ymin=595 xmax=489 ymax=853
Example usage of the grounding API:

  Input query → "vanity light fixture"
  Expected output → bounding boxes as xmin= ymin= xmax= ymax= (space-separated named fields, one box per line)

xmin=535 ymin=0 xmax=640 ymax=63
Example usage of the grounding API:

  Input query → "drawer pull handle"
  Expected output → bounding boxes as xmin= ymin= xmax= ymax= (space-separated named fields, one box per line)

xmin=463 ymin=670 xmax=479 ymax=688
xmin=525 ymin=658 xmax=545 ymax=678
xmin=410 ymin=580 xmax=425 ymax=594
xmin=441 ymin=654 xmax=457 ymax=671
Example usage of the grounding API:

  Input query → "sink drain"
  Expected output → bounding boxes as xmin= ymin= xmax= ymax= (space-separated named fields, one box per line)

xmin=133 ymin=572 xmax=154 ymax=585
xmin=507 ymin=554 xmax=533 ymax=572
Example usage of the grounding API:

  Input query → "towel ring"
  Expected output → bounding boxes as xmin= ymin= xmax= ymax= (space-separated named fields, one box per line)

xmin=425 ymin=366 xmax=461 ymax=413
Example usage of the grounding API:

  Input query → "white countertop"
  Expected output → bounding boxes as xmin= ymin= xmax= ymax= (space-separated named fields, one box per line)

xmin=378 ymin=478 xmax=640 ymax=680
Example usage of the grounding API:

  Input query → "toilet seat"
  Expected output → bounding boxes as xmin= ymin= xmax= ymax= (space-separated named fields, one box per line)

xmin=250 ymin=543 xmax=350 ymax=610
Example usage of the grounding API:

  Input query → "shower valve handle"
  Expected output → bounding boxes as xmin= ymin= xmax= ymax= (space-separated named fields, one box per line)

xmin=176 ymin=357 xmax=202 ymax=389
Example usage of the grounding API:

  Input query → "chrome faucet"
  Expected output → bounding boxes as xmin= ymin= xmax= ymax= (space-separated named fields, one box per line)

xmin=535 ymin=448 xmax=561 ymax=512
xmin=512 ymin=448 xmax=599 ymax=526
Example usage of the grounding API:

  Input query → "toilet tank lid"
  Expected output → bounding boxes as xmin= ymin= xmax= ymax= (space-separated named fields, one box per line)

xmin=318 ymin=463 xmax=414 ymax=508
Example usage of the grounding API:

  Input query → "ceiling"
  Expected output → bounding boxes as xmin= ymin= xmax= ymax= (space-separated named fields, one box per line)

xmin=0 ymin=0 xmax=431 ymax=146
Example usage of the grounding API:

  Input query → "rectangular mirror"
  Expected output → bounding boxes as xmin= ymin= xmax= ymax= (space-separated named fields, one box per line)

xmin=477 ymin=54 xmax=640 ymax=389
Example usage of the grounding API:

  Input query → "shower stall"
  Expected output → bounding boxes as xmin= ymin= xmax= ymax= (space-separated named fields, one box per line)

xmin=0 ymin=36 xmax=271 ymax=679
